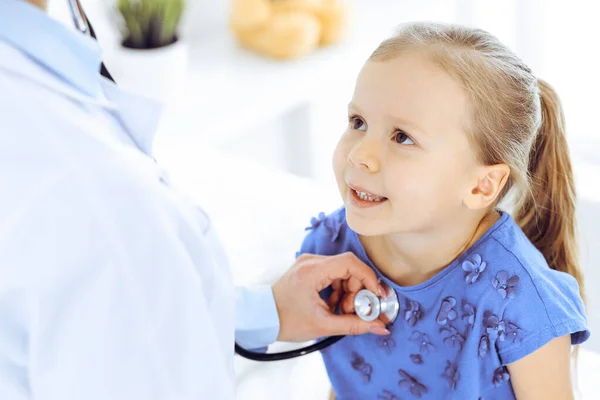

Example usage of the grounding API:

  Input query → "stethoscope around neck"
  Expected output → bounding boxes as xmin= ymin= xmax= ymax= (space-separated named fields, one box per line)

xmin=69 ymin=0 xmax=401 ymax=362
xmin=68 ymin=0 xmax=115 ymax=83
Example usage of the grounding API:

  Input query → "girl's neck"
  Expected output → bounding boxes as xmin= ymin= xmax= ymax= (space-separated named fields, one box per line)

xmin=359 ymin=210 xmax=500 ymax=287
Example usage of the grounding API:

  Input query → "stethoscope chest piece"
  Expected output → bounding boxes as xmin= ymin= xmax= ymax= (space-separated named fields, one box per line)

xmin=235 ymin=282 xmax=400 ymax=361
xmin=354 ymin=284 xmax=400 ymax=325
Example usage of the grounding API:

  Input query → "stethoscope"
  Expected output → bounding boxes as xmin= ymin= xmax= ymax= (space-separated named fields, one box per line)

xmin=68 ymin=0 xmax=115 ymax=82
xmin=69 ymin=0 xmax=401 ymax=362
xmin=235 ymin=283 xmax=400 ymax=361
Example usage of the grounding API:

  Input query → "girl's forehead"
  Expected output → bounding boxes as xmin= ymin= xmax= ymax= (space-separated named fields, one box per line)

xmin=356 ymin=55 xmax=467 ymax=108
xmin=353 ymin=55 xmax=470 ymax=139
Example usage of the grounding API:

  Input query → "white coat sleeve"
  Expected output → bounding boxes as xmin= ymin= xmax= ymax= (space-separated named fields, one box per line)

xmin=2 ymin=172 xmax=236 ymax=400
xmin=235 ymin=285 xmax=280 ymax=349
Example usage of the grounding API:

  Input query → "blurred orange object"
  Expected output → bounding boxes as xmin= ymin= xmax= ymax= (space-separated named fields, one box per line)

xmin=230 ymin=0 xmax=349 ymax=60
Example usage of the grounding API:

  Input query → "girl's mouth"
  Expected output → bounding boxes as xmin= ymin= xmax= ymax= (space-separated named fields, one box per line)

xmin=352 ymin=189 xmax=387 ymax=202
xmin=348 ymin=184 xmax=388 ymax=208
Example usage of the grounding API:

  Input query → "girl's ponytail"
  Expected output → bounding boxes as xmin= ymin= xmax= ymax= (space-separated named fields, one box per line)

xmin=515 ymin=79 xmax=585 ymax=299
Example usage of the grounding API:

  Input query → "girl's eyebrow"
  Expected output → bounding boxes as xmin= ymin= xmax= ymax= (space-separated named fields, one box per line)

xmin=389 ymin=114 xmax=429 ymax=138
xmin=348 ymin=102 xmax=429 ymax=138
xmin=347 ymin=102 xmax=363 ymax=114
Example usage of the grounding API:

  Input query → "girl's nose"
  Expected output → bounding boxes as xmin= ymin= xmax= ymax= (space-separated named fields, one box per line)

xmin=347 ymin=137 xmax=381 ymax=172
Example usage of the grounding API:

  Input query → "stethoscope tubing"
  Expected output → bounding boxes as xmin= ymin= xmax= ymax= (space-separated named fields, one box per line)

xmin=234 ymin=336 xmax=344 ymax=361
xmin=69 ymin=0 xmax=115 ymax=83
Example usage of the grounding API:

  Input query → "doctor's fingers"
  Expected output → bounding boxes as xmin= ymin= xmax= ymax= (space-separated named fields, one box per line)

xmin=327 ymin=287 xmax=356 ymax=314
xmin=331 ymin=278 xmax=342 ymax=292
xmin=328 ymin=285 xmax=363 ymax=313
xmin=342 ymin=275 xmax=371 ymax=293
xmin=340 ymin=292 xmax=357 ymax=314
xmin=327 ymin=281 xmax=344 ymax=311
xmin=299 ymin=252 xmax=385 ymax=297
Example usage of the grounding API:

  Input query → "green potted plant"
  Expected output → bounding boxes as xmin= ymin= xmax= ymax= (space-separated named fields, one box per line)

xmin=117 ymin=0 xmax=185 ymax=49
xmin=110 ymin=0 xmax=188 ymax=102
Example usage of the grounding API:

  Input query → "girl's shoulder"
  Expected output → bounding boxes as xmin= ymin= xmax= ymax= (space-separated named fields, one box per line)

xmin=467 ymin=213 xmax=590 ymax=364
xmin=481 ymin=213 xmax=585 ymax=315
xmin=459 ymin=212 xmax=584 ymax=307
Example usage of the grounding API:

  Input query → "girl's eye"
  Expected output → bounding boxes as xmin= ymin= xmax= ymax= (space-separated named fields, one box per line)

xmin=393 ymin=130 xmax=414 ymax=145
xmin=349 ymin=115 xmax=367 ymax=131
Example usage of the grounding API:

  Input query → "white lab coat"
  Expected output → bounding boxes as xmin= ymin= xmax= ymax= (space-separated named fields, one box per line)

xmin=0 ymin=2 xmax=277 ymax=399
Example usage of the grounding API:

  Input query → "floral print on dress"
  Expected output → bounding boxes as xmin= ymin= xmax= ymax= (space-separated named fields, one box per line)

xmin=410 ymin=331 xmax=435 ymax=355
xmin=305 ymin=212 xmax=342 ymax=242
xmin=478 ymin=335 xmax=490 ymax=358
xmin=440 ymin=325 xmax=465 ymax=350
xmin=462 ymin=301 xmax=476 ymax=326
xmin=398 ymin=369 xmax=428 ymax=398
xmin=306 ymin=212 xmax=326 ymax=230
xmin=493 ymin=367 xmax=510 ymax=387
xmin=442 ymin=361 xmax=460 ymax=389
xmin=492 ymin=270 xmax=520 ymax=299
xmin=377 ymin=336 xmax=396 ymax=355
xmin=436 ymin=297 xmax=458 ymax=325
xmin=404 ymin=300 xmax=423 ymax=326
xmin=378 ymin=389 xmax=401 ymax=400
xmin=462 ymin=254 xmax=487 ymax=284
xmin=410 ymin=354 xmax=424 ymax=365
xmin=505 ymin=321 xmax=524 ymax=344
xmin=350 ymin=352 xmax=373 ymax=383
xmin=484 ymin=313 xmax=506 ymax=342
xmin=304 ymin=207 xmax=591 ymax=400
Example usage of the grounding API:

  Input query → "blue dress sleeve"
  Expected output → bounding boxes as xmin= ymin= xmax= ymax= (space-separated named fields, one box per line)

xmin=495 ymin=263 xmax=590 ymax=365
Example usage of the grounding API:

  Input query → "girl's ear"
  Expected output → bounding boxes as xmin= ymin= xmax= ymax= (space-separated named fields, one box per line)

xmin=464 ymin=164 xmax=510 ymax=210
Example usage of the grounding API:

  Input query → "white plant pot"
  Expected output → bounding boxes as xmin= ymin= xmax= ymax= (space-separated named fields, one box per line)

xmin=105 ymin=39 xmax=189 ymax=104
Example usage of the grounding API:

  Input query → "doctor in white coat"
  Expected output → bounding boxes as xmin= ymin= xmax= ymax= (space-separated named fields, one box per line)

xmin=0 ymin=1 xmax=390 ymax=399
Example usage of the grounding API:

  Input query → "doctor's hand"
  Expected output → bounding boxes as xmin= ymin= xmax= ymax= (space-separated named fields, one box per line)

xmin=272 ymin=252 xmax=391 ymax=342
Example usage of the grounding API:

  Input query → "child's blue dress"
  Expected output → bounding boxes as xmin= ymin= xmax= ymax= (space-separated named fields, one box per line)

xmin=297 ymin=208 xmax=589 ymax=399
